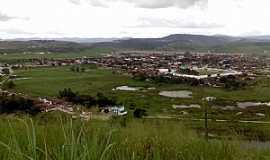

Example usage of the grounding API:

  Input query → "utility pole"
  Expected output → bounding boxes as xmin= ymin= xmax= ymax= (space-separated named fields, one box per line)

xmin=204 ymin=100 xmax=209 ymax=141
xmin=202 ymin=97 xmax=216 ymax=142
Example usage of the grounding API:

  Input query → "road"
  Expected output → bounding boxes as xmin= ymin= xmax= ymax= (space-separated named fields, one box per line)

xmin=145 ymin=116 xmax=270 ymax=124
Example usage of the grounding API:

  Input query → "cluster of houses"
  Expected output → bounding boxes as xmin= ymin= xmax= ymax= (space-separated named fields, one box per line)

xmin=0 ymin=66 xmax=13 ymax=75
xmin=96 ymin=51 xmax=270 ymax=87
xmin=2 ymin=51 xmax=269 ymax=88
xmin=39 ymin=97 xmax=128 ymax=118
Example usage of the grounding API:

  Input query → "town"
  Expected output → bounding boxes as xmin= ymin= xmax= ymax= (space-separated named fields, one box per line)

xmin=2 ymin=51 xmax=269 ymax=89
xmin=2 ymin=0 xmax=270 ymax=159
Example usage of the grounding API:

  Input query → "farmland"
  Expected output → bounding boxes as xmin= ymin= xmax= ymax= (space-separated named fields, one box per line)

xmin=0 ymin=47 xmax=112 ymax=64
xmin=7 ymin=66 xmax=270 ymax=139
xmin=14 ymin=66 xmax=270 ymax=103
xmin=0 ymin=51 xmax=270 ymax=159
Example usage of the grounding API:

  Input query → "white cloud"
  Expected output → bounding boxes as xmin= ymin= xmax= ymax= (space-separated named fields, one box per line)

xmin=0 ymin=12 xmax=15 ymax=21
xmin=70 ymin=0 xmax=207 ymax=9
xmin=0 ymin=0 xmax=270 ymax=38
xmin=131 ymin=17 xmax=223 ymax=29
xmin=68 ymin=0 xmax=81 ymax=5
xmin=0 ymin=28 xmax=34 ymax=35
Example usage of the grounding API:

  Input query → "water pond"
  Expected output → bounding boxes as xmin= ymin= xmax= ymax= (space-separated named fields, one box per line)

xmin=114 ymin=86 xmax=139 ymax=91
xmin=159 ymin=91 xmax=192 ymax=98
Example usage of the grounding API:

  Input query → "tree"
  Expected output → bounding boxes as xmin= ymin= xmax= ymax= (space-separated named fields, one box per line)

xmin=70 ymin=66 xmax=76 ymax=72
xmin=96 ymin=92 xmax=116 ymax=107
xmin=81 ymin=67 xmax=86 ymax=72
xmin=133 ymin=108 xmax=147 ymax=118
xmin=0 ymin=94 xmax=39 ymax=114
xmin=76 ymin=66 xmax=80 ymax=72
xmin=2 ymin=80 xmax=16 ymax=89
xmin=58 ymin=88 xmax=78 ymax=101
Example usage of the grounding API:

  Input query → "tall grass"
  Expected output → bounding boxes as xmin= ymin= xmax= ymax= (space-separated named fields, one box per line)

xmin=0 ymin=115 xmax=268 ymax=160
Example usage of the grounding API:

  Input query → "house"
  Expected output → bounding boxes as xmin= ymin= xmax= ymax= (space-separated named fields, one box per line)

xmin=0 ymin=67 xmax=13 ymax=75
xmin=111 ymin=106 xmax=128 ymax=116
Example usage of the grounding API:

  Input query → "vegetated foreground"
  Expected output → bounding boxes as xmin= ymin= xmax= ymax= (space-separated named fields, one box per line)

xmin=1 ymin=61 xmax=270 ymax=159
xmin=9 ymin=66 xmax=270 ymax=140
xmin=0 ymin=115 xmax=269 ymax=160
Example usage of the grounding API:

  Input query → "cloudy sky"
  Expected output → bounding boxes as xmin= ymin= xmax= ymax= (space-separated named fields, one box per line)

xmin=0 ymin=0 xmax=269 ymax=38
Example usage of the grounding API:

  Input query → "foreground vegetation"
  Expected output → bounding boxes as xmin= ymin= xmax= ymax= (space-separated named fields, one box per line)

xmin=0 ymin=115 xmax=269 ymax=160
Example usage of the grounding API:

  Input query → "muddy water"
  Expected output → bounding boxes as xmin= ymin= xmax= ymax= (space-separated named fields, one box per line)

xmin=237 ymin=102 xmax=270 ymax=109
xmin=114 ymin=86 xmax=139 ymax=91
xmin=159 ymin=91 xmax=192 ymax=98
xmin=172 ymin=104 xmax=201 ymax=109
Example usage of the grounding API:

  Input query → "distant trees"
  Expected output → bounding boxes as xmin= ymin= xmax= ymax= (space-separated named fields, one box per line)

xmin=178 ymin=68 xmax=199 ymax=75
xmin=58 ymin=88 xmax=117 ymax=108
xmin=219 ymin=76 xmax=247 ymax=90
xmin=2 ymin=80 xmax=16 ymax=90
xmin=58 ymin=88 xmax=78 ymax=101
xmin=133 ymin=108 xmax=147 ymax=118
xmin=70 ymin=65 xmax=86 ymax=73
xmin=132 ymin=73 xmax=147 ymax=81
xmin=96 ymin=92 xmax=117 ymax=107
xmin=0 ymin=94 xmax=40 ymax=114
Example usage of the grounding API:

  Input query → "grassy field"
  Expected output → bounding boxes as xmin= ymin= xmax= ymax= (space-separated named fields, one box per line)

xmin=0 ymin=48 xmax=112 ymax=64
xmin=0 ymin=114 xmax=269 ymax=160
xmin=13 ymin=66 xmax=152 ymax=97
xmin=12 ymin=66 xmax=270 ymax=141
xmin=11 ymin=66 xmax=270 ymax=120
xmin=2 ymin=66 xmax=270 ymax=159
xmin=14 ymin=66 xmax=270 ymax=104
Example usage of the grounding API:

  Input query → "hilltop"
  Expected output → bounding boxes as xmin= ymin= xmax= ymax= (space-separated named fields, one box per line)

xmin=1 ymin=34 xmax=270 ymax=54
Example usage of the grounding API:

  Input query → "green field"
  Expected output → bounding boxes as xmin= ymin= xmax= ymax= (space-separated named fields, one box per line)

xmin=14 ymin=66 xmax=270 ymax=100
xmin=1 ymin=64 xmax=270 ymax=159
xmin=12 ymin=66 xmax=270 ymax=119
xmin=0 ymin=48 xmax=112 ymax=64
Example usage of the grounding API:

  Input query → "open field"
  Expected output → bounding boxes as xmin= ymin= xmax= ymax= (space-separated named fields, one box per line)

xmin=0 ymin=53 xmax=270 ymax=159
xmin=7 ymin=66 xmax=270 ymax=143
xmin=12 ymin=66 xmax=270 ymax=119
xmin=0 ymin=48 xmax=112 ymax=64
xmin=14 ymin=66 xmax=270 ymax=100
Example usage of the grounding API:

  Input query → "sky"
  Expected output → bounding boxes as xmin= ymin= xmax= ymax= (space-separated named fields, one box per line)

xmin=0 ymin=0 xmax=270 ymax=39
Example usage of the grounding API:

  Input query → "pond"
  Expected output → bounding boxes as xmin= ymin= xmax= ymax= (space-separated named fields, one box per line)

xmin=172 ymin=104 xmax=200 ymax=109
xmin=159 ymin=90 xmax=192 ymax=98
xmin=237 ymin=102 xmax=270 ymax=109
xmin=114 ymin=86 xmax=139 ymax=91
xmin=14 ymin=77 xmax=32 ymax=81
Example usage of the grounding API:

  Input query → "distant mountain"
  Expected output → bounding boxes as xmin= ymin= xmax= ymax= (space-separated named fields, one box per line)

xmin=242 ymin=35 xmax=270 ymax=42
xmin=1 ymin=34 xmax=270 ymax=54
xmin=94 ymin=34 xmax=243 ymax=49
xmin=0 ymin=40 xmax=93 ymax=53
xmin=7 ymin=38 xmax=123 ymax=43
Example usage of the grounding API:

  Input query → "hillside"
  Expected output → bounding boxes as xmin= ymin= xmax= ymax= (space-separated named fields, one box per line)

xmin=94 ymin=34 xmax=270 ymax=54
xmin=0 ymin=40 xmax=93 ymax=53
xmin=1 ymin=34 xmax=270 ymax=54
xmin=94 ymin=34 xmax=241 ymax=49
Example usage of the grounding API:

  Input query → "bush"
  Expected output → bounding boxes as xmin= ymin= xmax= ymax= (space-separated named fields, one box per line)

xmin=0 ymin=94 xmax=40 ymax=114
xmin=96 ymin=92 xmax=117 ymax=107
xmin=58 ymin=89 xmax=117 ymax=108
xmin=133 ymin=108 xmax=147 ymax=118
xmin=2 ymin=80 xmax=16 ymax=89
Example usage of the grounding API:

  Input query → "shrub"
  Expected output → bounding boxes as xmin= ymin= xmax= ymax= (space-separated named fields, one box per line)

xmin=2 ymin=80 xmax=16 ymax=89
xmin=133 ymin=108 xmax=147 ymax=118
xmin=0 ymin=95 xmax=40 ymax=114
